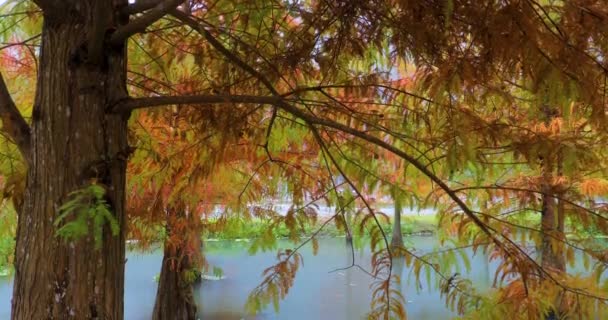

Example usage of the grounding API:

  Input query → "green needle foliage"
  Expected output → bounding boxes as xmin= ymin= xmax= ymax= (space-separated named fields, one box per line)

xmin=54 ymin=183 xmax=119 ymax=249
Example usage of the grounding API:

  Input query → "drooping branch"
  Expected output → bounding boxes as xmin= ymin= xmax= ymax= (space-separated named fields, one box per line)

xmin=0 ymin=72 xmax=30 ymax=161
xmin=115 ymin=9 xmax=560 ymax=291
xmin=278 ymin=101 xmax=498 ymax=237
xmin=115 ymin=88 xmax=491 ymax=242
xmin=161 ymin=12 xmax=492 ymax=240
xmin=289 ymin=104 xmax=608 ymax=302
xmin=109 ymin=0 xmax=184 ymax=46
xmin=113 ymin=5 xmax=499 ymax=244
xmin=157 ymin=14 xmax=460 ymax=226
xmin=112 ymin=11 xmax=495 ymax=247
xmin=114 ymin=84 xmax=608 ymax=302
xmin=309 ymin=125 xmax=394 ymax=315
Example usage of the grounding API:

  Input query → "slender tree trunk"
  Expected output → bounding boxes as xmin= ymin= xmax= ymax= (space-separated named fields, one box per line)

xmin=391 ymin=256 xmax=405 ymax=299
xmin=11 ymin=2 xmax=130 ymax=319
xmin=391 ymin=205 xmax=403 ymax=248
xmin=540 ymin=160 xmax=565 ymax=273
xmin=345 ymin=210 xmax=353 ymax=244
xmin=553 ymin=152 xmax=568 ymax=319
xmin=540 ymin=177 xmax=561 ymax=272
xmin=539 ymin=107 xmax=565 ymax=274
xmin=344 ymin=245 xmax=354 ymax=320
xmin=153 ymin=211 xmax=201 ymax=320
xmin=539 ymin=109 xmax=567 ymax=320
xmin=555 ymin=151 xmax=566 ymax=272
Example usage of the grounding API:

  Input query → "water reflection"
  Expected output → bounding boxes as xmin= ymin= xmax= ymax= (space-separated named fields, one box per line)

xmin=0 ymin=236 xmax=496 ymax=319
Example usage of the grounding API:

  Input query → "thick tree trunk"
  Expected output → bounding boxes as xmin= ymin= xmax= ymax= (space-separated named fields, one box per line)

xmin=152 ymin=241 xmax=198 ymax=320
xmin=152 ymin=211 xmax=201 ymax=320
xmin=391 ymin=205 xmax=403 ymax=248
xmin=11 ymin=2 xmax=130 ymax=319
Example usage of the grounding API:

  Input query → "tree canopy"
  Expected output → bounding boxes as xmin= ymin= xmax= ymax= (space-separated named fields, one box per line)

xmin=1 ymin=0 xmax=608 ymax=319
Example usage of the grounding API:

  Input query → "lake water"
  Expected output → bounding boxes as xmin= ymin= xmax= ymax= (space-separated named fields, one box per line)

xmin=0 ymin=236 xmax=498 ymax=319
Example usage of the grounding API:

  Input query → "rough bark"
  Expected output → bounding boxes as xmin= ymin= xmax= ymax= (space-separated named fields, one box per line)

xmin=152 ymin=211 xmax=200 ymax=320
xmin=11 ymin=1 xmax=130 ymax=319
xmin=152 ymin=243 xmax=198 ymax=320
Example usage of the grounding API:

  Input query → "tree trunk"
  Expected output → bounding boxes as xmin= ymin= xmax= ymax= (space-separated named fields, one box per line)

xmin=11 ymin=2 xmax=130 ymax=319
xmin=345 ymin=210 xmax=353 ymax=244
xmin=539 ymin=166 xmax=566 ymax=273
xmin=539 ymin=106 xmax=565 ymax=274
xmin=152 ymin=211 xmax=201 ymax=320
xmin=555 ymin=151 xmax=566 ymax=272
xmin=539 ymin=132 xmax=567 ymax=320
xmin=540 ymin=165 xmax=563 ymax=272
xmin=152 ymin=242 xmax=198 ymax=320
xmin=391 ymin=205 xmax=403 ymax=248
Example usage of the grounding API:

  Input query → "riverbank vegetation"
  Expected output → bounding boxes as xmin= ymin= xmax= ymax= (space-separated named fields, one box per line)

xmin=1 ymin=1 xmax=608 ymax=319
xmin=204 ymin=214 xmax=437 ymax=241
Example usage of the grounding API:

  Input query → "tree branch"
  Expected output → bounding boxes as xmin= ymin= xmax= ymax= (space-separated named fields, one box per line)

xmin=113 ymin=84 xmax=590 ymax=299
xmin=31 ymin=0 xmax=66 ymax=16
xmin=117 ymin=89 xmax=499 ymax=247
xmin=121 ymin=0 xmax=164 ymax=15
xmin=117 ymin=9 xmax=515 ymax=278
xmin=0 ymin=73 xmax=30 ymax=161
xmin=277 ymin=101 xmax=499 ymax=238
xmin=109 ymin=0 xmax=184 ymax=46
xmin=113 ymin=94 xmax=279 ymax=112
xmin=169 ymin=10 xmax=280 ymax=96
xmin=110 ymin=9 xmax=501 ymax=246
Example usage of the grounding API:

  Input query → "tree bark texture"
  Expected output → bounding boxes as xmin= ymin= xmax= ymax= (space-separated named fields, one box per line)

xmin=152 ymin=242 xmax=198 ymax=320
xmin=11 ymin=1 xmax=130 ymax=319
xmin=152 ymin=211 xmax=200 ymax=320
